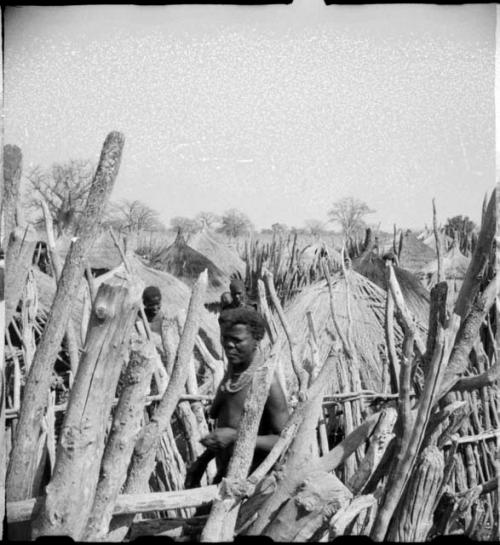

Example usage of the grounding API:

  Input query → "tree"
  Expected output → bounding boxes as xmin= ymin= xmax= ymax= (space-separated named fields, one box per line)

xmin=304 ymin=219 xmax=325 ymax=238
xmin=271 ymin=223 xmax=289 ymax=236
xmin=195 ymin=211 xmax=221 ymax=229
xmin=328 ymin=197 xmax=375 ymax=240
xmin=169 ymin=216 xmax=201 ymax=236
xmin=444 ymin=215 xmax=477 ymax=254
xmin=24 ymin=159 xmax=95 ymax=237
xmin=218 ymin=209 xmax=253 ymax=238
xmin=444 ymin=215 xmax=476 ymax=238
xmin=106 ymin=200 xmax=165 ymax=232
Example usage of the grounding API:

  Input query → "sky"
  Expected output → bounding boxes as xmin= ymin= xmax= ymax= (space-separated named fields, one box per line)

xmin=3 ymin=3 xmax=496 ymax=232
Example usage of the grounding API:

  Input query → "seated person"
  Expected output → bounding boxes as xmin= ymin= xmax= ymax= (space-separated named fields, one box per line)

xmin=186 ymin=307 xmax=289 ymax=486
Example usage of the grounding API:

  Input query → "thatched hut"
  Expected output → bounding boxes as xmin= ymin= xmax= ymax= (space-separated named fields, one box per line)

xmin=397 ymin=230 xmax=436 ymax=273
xmin=281 ymin=269 xmax=403 ymax=395
xmin=298 ymin=240 xmax=342 ymax=270
xmin=353 ymin=251 xmax=430 ymax=330
xmin=188 ymin=226 xmax=245 ymax=279
xmin=420 ymin=243 xmax=471 ymax=303
xmin=34 ymin=229 xmax=133 ymax=277
xmin=33 ymin=253 xmax=222 ymax=358
xmin=152 ymin=231 xmax=229 ymax=305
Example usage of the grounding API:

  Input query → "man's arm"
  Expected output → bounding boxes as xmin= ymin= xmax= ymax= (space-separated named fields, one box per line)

xmin=255 ymin=373 xmax=290 ymax=452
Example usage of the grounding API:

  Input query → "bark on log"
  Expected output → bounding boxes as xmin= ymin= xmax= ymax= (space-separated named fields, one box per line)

xmin=370 ymin=316 xmax=460 ymax=541
xmin=263 ymin=470 xmax=352 ymax=541
xmin=31 ymin=271 xmax=143 ymax=539
xmin=454 ymin=188 xmax=496 ymax=320
xmin=40 ymin=196 xmax=81 ymax=373
xmin=6 ymin=132 xmax=125 ymax=504
xmin=387 ymin=446 xmax=444 ymax=541
xmin=425 ymin=282 xmax=448 ymax=378
xmin=438 ymin=277 xmax=497 ymax=400
xmin=82 ymin=337 xmax=156 ymax=541
xmin=244 ymin=349 xmax=340 ymax=536
xmin=348 ymin=407 xmax=398 ymax=495
xmin=3 ymin=144 xmax=23 ymax=243
xmin=200 ymin=345 xmax=282 ymax=542
xmin=7 ymin=487 xmax=219 ymax=524
xmin=263 ymin=269 xmax=308 ymax=397
xmin=107 ymin=270 xmax=207 ymax=541
xmin=329 ymin=494 xmax=377 ymax=538
xmin=384 ymin=285 xmax=400 ymax=392
xmin=5 ymin=225 xmax=37 ymax=328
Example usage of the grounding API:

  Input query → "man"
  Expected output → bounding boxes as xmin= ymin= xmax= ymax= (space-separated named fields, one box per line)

xmin=142 ymin=285 xmax=164 ymax=335
xmin=219 ymin=278 xmax=257 ymax=311
xmin=186 ymin=307 xmax=289 ymax=486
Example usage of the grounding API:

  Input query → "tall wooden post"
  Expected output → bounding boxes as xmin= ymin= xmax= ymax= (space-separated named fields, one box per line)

xmin=32 ymin=271 xmax=143 ymax=539
xmin=6 ymin=132 xmax=125 ymax=504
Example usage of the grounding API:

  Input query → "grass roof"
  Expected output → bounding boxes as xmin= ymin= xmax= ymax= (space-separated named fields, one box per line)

xmin=280 ymin=269 xmax=404 ymax=396
xmin=152 ymin=231 xmax=229 ymax=304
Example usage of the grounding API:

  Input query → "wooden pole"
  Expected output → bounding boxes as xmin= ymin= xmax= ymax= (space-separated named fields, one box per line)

xmin=107 ymin=270 xmax=207 ymax=541
xmin=3 ymin=144 xmax=23 ymax=246
xmin=31 ymin=271 xmax=144 ymax=539
xmin=387 ymin=446 xmax=445 ymax=541
xmin=7 ymin=487 xmax=219 ymax=524
xmin=6 ymin=132 xmax=125 ymax=505
xmin=5 ymin=225 xmax=37 ymax=328
xmin=39 ymin=196 xmax=81 ymax=376
xmin=82 ymin=336 xmax=156 ymax=541
xmin=454 ymin=189 xmax=496 ymax=320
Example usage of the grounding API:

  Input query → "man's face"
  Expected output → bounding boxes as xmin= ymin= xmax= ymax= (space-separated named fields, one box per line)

xmin=221 ymin=323 xmax=258 ymax=367
xmin=143 ymin=299 xmax=161 ymax=321
xmin=230 ymin=286 xmax=244 ymax=306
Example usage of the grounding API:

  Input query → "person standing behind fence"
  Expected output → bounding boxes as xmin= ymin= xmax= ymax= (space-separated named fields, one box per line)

xmin=141 ymin=285 xmax=165 ymax=335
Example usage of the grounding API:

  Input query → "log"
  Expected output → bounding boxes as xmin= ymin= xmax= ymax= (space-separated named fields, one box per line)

xmin=348 ymin=407 xmax=398 ymax=495
xmin=40 ymin=196 xmax=80 ymax=374
xmin=7 ymin=487 xmax=219 ymax=524
xmin=3 ymin=144 xmax=23 ymax=243
xmin=263 ymin=269 xmax=308 ymax=397
xmin=5 ymin=224 xmax=37 ymax=328
xmin=425 ymin=282 xmax=448 ymax=378
xmin=451 ymin=361 xmax=500 ymax=392
xmin=387 ymin=264 xmax=426 ymax=356
xmin=31 ymin=271 xmax=144 ymax=539
xmin=107 ymin=270 xmax=207 ymax=541
xmin=454 ymin=189 xmax=496 ymax=320
xmin=244 ymin=349 xmax=340 ymax=536
xmin=370 ymin=315 xmax=460 ymax=541
xmin=82 ymin=336 xmax=156 ymax=541
xmin=263 ymin=470 xmax=352 ymax=541
xmin=129 ymin=516 xmax=208 ymax=540
xmin=384 ymin=284 xmax=399 ymax=392
xmin=387 ymin=446 xmax=444 ymax=541
xmin=329 ymin=494 xmax=377 ymax=538
xmin=6 ymin=132 xmax=125 ymax=504
xmin=438 ymin=277 xmax=497 ymax=400
xmin=200 ymin=344 xmax=282 ymax=542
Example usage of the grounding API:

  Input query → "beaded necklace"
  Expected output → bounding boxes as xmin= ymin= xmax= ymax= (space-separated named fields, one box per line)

xmin=220 ymin=349 xmax=264 ymax=394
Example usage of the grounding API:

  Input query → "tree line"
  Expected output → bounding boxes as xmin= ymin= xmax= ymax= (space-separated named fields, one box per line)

xmin=24 ymin=159 xmax=476 ymax=243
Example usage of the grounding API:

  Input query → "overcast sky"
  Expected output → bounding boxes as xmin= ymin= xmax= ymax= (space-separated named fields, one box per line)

xmin=4 ymin=3 xmax=495 ymax=231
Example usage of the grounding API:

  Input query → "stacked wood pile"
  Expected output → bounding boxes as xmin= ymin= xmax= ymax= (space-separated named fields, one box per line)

xmin=2 ymin=135 xmax=498 ymax=542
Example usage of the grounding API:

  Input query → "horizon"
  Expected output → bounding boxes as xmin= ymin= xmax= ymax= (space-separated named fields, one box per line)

xmin=4 ymin=4 xmax=495 ymax=232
